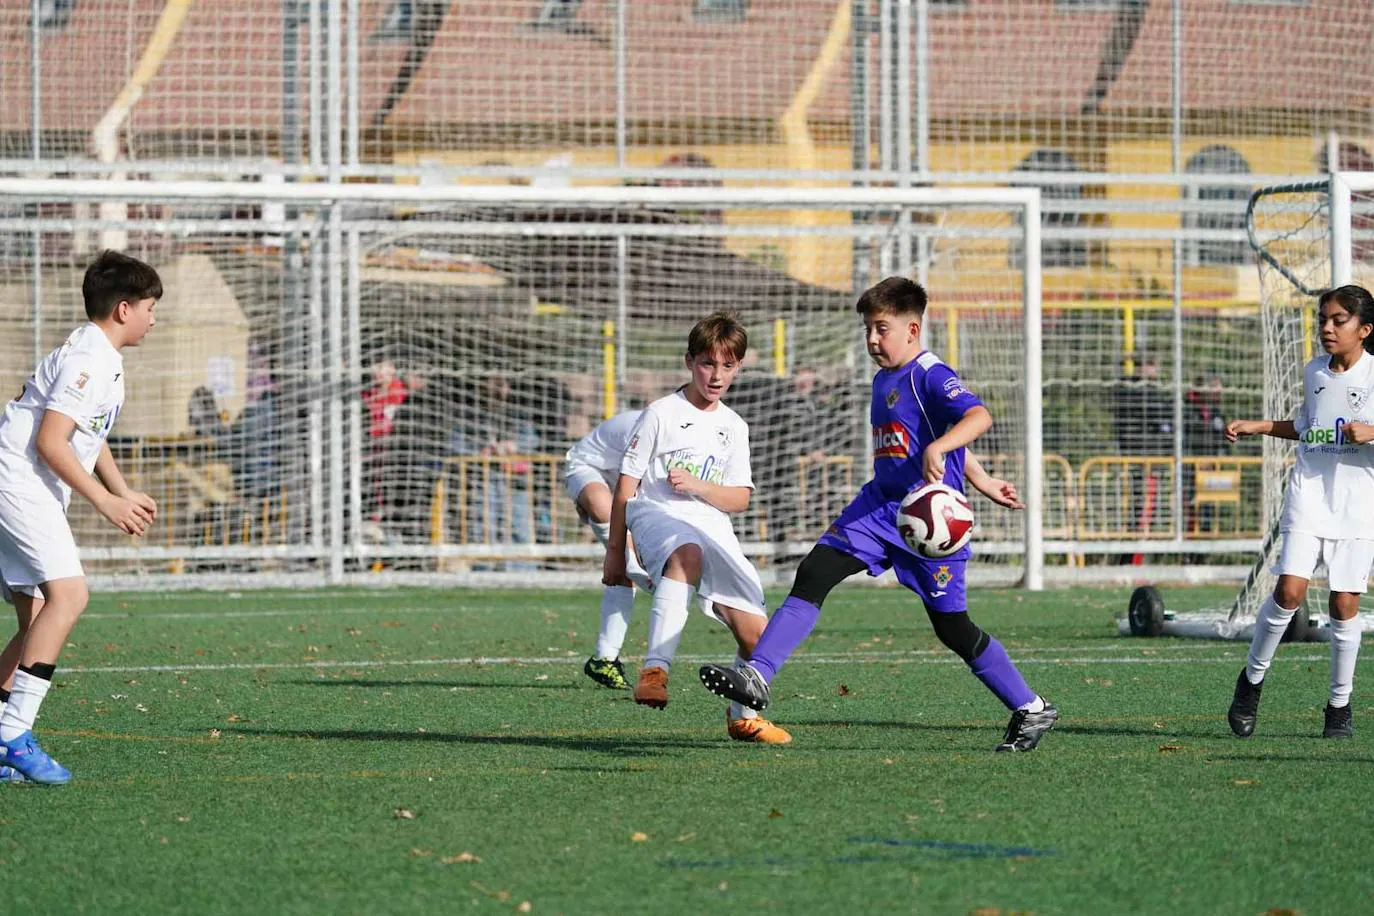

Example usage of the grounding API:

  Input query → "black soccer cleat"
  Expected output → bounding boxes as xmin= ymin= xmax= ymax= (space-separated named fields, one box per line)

xmin=698 ymin=662 xmax=771 ymax=711
xmin=1227 ymin=668 xmax=1263 ymax=738
xmin=994 ymin=702 xmax=1059 ymax=752
xmin=1323 ymin=702 xmax=1353 ymax=739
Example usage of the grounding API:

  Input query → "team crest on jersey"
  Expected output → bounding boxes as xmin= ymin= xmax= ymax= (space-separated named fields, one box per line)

xmin=1347 ymin=387 xmax=1370 ymax=412
xmin=933 ymin=565 xmax=953 ymax=588
xmin=715 ymin=426 xmax=733 ymax=449
xmin=886 ymin=388 xmax=900 ymax=408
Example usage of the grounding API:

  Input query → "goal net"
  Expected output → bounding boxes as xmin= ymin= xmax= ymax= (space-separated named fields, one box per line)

xmin=0 ymin=179 xmax=1042 ymax=590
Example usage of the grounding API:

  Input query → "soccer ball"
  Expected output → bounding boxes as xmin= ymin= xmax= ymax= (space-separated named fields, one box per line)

xmin=897 ymin=482 xmax=975 ymax=558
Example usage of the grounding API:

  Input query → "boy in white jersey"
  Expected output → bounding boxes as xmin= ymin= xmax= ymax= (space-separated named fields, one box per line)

xmin=603 ymin=312 xmax=790 ymax=744
xmin=1226 ymin=285 xmax=1374 ymax=739
xmin=564 ymin=410 xmax=653 ymax=689
xmin=0 ymin=251 xmax=160 ymax=784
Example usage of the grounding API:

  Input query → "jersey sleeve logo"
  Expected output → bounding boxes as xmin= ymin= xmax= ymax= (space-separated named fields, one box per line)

xmin=942 ymin=377 xmax=970 ymax=400
xmin=872 ymin=421 xmax=911 ymax=459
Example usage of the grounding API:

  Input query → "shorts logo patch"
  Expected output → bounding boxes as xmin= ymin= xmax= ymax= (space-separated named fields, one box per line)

xmin=933 ymin=565 xmax=953 ymax=588
xmin=886 ymin=388 xmax=900 ymax=408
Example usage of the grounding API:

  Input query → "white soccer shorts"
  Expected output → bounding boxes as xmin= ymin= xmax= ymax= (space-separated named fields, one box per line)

xmin=1275 ymin=531 xmax=1374 ymax=594
xmin=565 ymin=461 xmax=652 ymax=591
xmin=0 ymin=487 xmax=83 ymax=601
xmin=564 ymin=461 xmax=615 ymax=506
xmin=626 ymin=500 xmax=766 ymax=622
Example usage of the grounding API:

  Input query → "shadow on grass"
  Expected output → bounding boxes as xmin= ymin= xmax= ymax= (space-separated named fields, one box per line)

xmin=794 ymin=719 xmax=997 ymax=733
xmin=1204 ymin=751 xmax=1374 ymax=764
xmin=224 ymin=726 xmax=717 ymax=756
xmin=284 ymin=678 xmax=582 ymax=691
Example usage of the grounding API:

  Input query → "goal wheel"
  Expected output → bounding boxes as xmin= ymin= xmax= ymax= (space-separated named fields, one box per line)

xmin=1127 ymin=585 xmax=1166 ymax=637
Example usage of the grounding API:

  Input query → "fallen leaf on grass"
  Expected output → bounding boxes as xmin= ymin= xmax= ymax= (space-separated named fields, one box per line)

xmin=838 ymin=684 xmax=850 ymax=696
xmin=534 ymin=675 xmax=549 ymax=682
xmin=1158 ymin=744 xmax=1183 ymax=753
xmin=631 ymin=832 xmax=649 ymax=842
xmin=717 ymin=882 xmax=728 ymax=891
xmin=440 ymin=852 xmax=480 ymax=864
xmin=676 ymin=832 xmax=695 ymax=843
xmin=1233 ymin=779 xmax=1258 ymax=786
xmin=208 ymin=729 xmax=221 ymax=739
xmin=410 ymin=848 xmax=433 ymax=858
xmin=517 ymin=902 xmax=532 ymax=912
xmin=768 ymin=809 xmax=784 ymax=819
xmin=393 ymin=807 xmax=416 ymax=820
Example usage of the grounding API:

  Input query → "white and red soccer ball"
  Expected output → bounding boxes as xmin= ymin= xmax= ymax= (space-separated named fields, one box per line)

xmin=897 ymin=482 xmax=975 ymax=558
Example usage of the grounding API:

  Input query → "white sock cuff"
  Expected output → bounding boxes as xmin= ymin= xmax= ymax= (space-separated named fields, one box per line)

xmin=592 ymin=521 xmax=611 ymax=543
xmin=1264 ymin=595 xmax=1299 ymax=617
xmin=654 ymin=577 xmax=692 ymax=603
xmin=1331 ymin=614 xmax=1362 ymax=631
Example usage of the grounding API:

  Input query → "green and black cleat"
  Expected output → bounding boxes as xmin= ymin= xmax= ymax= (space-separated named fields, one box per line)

xmin=583 ymin=656 xmax=631 ymax=690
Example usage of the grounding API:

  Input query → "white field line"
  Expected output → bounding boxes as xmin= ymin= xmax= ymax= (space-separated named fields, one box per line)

xmin=63 ymin=650 xmax=1314 ymax=676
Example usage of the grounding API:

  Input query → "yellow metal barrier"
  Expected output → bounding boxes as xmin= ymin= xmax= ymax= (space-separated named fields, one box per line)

xmin=429 ymin=455 xmax=567 ymax=558
xmin=1076 ymin=455 xmax=1265 ymax=540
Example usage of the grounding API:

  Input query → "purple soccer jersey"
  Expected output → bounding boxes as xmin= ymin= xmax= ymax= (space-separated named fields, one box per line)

xmin=869 ymin=350 xmax=983 ymax=502
xmin=817 ymin=350 xmax=983 ymax=611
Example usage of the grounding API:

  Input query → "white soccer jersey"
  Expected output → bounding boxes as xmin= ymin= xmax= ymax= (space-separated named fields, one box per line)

xmin=1282 ymin=350 xmax=1374 ymax=538
xmin=620 ymin=390 xmax=753 ymax=521
xmin=0 ymin=323 xmax=126 ymax=509
xmin=566 ymin=410 xmax=643 ymax=472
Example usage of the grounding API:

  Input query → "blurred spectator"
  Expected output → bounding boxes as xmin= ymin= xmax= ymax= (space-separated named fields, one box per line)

xmin=363 ymin=359 xmax=411 ymax=522
xmin=450 ymin=376 xmax=540 ymax=565
xmin=1184 ymin=370 xmax=1227 ymax=456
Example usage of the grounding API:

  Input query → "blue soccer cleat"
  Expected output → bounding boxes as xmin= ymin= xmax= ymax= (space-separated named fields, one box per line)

xmin=0 ymin=764 xmax=25 ymax=784
xmin=0 ymin=731 xmax=71 ymax=785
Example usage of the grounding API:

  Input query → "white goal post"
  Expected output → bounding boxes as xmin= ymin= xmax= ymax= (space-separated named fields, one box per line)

xmin=0 ymin=179 xmax=1042 ymax=591
xmin=1125 ymin=170 xmax=1374 ymax=639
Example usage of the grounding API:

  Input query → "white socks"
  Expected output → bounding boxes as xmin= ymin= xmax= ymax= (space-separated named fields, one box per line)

xmin=1246 ymin=595 xmax=1297 ymax=685
xmin=594 ymin=585 xmax=635 ymax=659
xmin=644 ymin=577 xmax=692 ymax=671
xmin=1329 ymin=615 xmax=1361 ymax=708
xmin=0 ymin=668 xmax=51 ymax=741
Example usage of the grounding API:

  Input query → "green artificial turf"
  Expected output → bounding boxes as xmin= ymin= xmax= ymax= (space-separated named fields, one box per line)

xmin=2 ymin=584 xmax=1369 ymax=914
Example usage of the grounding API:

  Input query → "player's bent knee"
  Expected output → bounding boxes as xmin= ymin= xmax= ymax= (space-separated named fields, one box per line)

xmin=664 ymin=543 xmax=704 ymax=580
xmin=927 ymin=610 xmax=988 ymax=664
xmin=790 ymin=545 xmax=865 ymax=606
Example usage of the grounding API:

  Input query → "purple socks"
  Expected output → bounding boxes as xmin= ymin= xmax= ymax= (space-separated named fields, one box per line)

xmin=749 ymin=595 xmax=822 ymax=682
xmin=970 ymin=637 xmax=1036 ymax=710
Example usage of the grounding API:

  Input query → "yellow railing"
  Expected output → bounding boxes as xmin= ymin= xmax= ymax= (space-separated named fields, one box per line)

xmin=1076 ymin=455 xmax=1265 ymax=540
xmin=95 ymin=438 xmax=1274 ymax=556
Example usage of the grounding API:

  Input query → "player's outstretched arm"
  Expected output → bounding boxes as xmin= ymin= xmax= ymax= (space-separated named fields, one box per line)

xmin=36 ymin=411 xmax=152 ymax=536
xmin=665 ymin=469 xmax=751 ymax=513
xmin=965 ymin=454 xmax=1025 ymax=511
xmin=602 ymin=473 xmax=638 ymax=587
xmin=95 ymin=442 xmax=157 ymax=521
xmin=1225 ymin=419 xmax=1297 ymax=442
xmin=923 ymin=405 xmax=993 ymax=484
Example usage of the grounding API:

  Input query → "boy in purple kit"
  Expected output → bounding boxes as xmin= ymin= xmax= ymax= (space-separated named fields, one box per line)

xmin=699 ymin=277 xmax=1058 ymax=752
